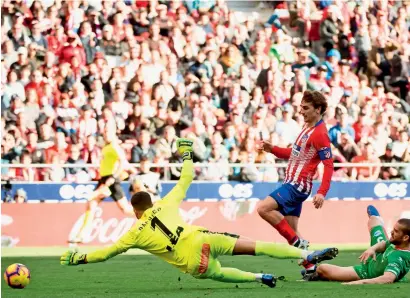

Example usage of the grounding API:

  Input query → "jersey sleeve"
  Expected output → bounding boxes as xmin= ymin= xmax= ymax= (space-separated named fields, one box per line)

xmin=86 ymin=229 xmax=138 ymax=263
xmin=271 ymin=146 xmax=292 ymax=159
xmin=161 ymin=159 xmax=194 ymax=206
xmin=385 ymin=252 xmax=410 ymax=281
xmin=311 ymin=129 xmax=334 ymax=196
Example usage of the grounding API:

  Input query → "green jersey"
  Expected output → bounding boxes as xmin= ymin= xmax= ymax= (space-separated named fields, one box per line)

xmin=355 ymin=241 xmax=410 ymax=281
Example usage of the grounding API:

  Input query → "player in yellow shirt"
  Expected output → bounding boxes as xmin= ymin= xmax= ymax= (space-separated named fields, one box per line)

xmin=69 ymin=128 xmax=136 ymax=243
xmin=62 ymin=139 xmax=338 ymax=287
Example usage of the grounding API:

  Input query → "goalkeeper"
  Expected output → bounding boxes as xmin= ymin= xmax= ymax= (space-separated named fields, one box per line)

xmin=61 ymin=139 xmax=338 ymax=288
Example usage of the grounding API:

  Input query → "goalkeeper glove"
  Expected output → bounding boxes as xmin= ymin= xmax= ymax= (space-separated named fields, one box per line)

xmin=60 ymin=250 xmax=88 ymax=266
xmin=176 ymin=138 xmax=193 ymax=161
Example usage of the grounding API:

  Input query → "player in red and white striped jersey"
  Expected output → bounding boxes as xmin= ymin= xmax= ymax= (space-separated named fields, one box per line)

xmin=257 ymin=90 xmax=334 ymax=273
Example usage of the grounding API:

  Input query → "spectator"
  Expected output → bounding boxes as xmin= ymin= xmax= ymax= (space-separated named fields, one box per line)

xmin=9 ymin=150 xmax=37 ymax=181
xmin=274 ymin=105 xmax=301 ymax=146
xmin=379 ymin=143 xmax=404 ymax=180
xmin=66 ymin=144 xmax=89 ymax=182
xmin=328 ymin=107 xmax=355 ymax=146
xmin=351 ymin=143 xmax=381 ymax=181
xmin=320 ymin=5 xmax=340 ymax=55
xmin=335 ymin=131 xmax=361 ymax=162
xmin=13 ymin=188 xmax=28 ymax=203
xmin=201 ymin=145 xmax=230 ymax=181
xmin=130 ymin=129 xmax=156 ymax=163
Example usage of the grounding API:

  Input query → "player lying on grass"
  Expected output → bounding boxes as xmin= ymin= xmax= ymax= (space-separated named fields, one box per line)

xmin=61 ymin=139 xmax=338 ymax=288
xmin=304 ymin=205 xmax=410 ymax=284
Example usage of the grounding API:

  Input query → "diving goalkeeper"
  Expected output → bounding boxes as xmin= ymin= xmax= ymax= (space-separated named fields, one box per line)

xmin=61 ymin=139 xmax=338 ymax=288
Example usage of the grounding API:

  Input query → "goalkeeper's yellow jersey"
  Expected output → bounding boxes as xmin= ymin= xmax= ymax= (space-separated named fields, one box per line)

xmin=86 ymin=160 xmax=203 ymax=272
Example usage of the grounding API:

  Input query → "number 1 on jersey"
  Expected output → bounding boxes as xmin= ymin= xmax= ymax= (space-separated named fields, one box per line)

xmin=151 ymin=216 xmax=184 ymax=251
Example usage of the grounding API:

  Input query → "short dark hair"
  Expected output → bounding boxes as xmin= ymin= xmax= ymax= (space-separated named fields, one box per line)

xmin=398 ymin=218 xmax=410 ymax=237
xmin=131 ymin=191 xmax=153 ymax=211
xmin=302 ymin=90 xmax=328 ymax=115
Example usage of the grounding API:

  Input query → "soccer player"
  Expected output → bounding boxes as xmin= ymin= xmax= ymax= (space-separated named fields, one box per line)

xmin=256 ymin=90 xmax=334 ymax=272
xmin=305 ymin=205 xmax=410 ymax=284
xmin=61 ymin=139 xmax=339 ymax=287
xmin=69 ymin=128 xmax=136 ymax=243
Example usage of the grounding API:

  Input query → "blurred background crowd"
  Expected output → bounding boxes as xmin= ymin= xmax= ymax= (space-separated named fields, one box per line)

xmin=1 ymin=0 xmax=409 ymax=183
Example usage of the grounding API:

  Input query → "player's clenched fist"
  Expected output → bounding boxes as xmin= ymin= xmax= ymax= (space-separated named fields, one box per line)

xmin=60 ymin=250 xmax=87 ymax=265
xmin=257 ymin=140 xmax=273 ymax=153
xmin=176 ymin=138 xmax=194 ymax=161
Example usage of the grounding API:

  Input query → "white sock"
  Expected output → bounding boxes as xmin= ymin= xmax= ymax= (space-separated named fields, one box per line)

xmin=255 ymin=273 xmax=263 ymax=282
xmin=301 ymin=250 xmax=311 ymax=260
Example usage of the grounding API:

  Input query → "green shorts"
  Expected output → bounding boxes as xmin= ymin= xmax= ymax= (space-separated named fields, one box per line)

xmin=186 ymin=230 xmax=239 ymax=279
xmin=353 ymin=225 xmax=387 ymax=279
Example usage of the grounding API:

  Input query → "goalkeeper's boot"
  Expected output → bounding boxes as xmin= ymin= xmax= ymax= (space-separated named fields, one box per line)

xmin=367 ymin=205 xmax=380 ymax=217
xmin=261 ymin=274 xmax=277 ymax=288
xmin=306 ymin=248 xmax=338 ymax=264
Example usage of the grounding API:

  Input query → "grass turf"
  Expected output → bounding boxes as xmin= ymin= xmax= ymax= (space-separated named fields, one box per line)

xmin=2 ymin=251 xmax=409 ymax=298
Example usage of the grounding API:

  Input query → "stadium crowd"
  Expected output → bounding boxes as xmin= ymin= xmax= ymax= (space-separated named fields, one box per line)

xmin=1 ymin=0 xmax=410 ymax=183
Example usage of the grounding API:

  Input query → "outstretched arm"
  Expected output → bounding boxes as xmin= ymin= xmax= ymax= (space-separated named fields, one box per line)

xmin=61 ymin=231 xmax=136 ymax=265
xmin=258 ymin=141 xmax=291 ymax=160
xmin=161 ymin=139 xmax=194 ymax=205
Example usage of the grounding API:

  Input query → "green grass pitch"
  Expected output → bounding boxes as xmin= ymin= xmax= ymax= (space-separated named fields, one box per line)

xmin=2 ymin=251 xmax=409 ymax=298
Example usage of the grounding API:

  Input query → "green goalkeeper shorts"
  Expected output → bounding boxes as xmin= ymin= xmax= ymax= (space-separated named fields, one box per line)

xmin=353 ymin=225 xmax=387 ymax=279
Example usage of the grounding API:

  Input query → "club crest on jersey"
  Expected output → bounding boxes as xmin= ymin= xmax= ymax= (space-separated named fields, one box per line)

xmin=318 ymin=147 xmax=332 ymax=160
xmin=301 ymin=134 xmax=309 ymax=143
xmin=292 ymin=144 xmax=301 ymax=157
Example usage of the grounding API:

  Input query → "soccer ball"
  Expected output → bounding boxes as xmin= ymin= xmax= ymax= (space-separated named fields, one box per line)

xmin=3 ymin=263 xmax=31 ymax=289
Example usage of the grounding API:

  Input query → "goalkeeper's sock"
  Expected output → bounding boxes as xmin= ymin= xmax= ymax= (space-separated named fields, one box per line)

xmin=212 ymin=267 xmax=257 ymax=283
xmin=255 ymin=241 xmax=309 ymax=260
xmin=273 ymin=218 xmax=299 ymax=245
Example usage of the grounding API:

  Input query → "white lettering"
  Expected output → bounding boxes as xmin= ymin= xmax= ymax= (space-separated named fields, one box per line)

xmin=374 ymin=183 xmax=407 ymax=198
xmin=68 ymin=207 xmax=137 ymax=244
xmin=179 ymin=207 xmax=208 ymax=224
xmin=374 ymin=183 xmax=388 ymax=197
xmin=219 ymin=184 xmax=233 ymax=198
xmin=60 ymin=185 xmax=75 ymax=200
xmin=232 ymin=184 xmax=253 ymax=199
xmin=219 ymin=200 xmax=240 ymax=221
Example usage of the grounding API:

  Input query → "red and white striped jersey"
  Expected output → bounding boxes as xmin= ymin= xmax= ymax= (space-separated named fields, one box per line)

xmin=283 ymin=119 xmax=333 ymax=195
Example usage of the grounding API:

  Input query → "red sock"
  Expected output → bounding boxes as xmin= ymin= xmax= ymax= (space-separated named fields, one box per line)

xmin=273 ymin=218 xmax=298 ymax=244
xmin=301 ymin=260 xmax=315 ymax=271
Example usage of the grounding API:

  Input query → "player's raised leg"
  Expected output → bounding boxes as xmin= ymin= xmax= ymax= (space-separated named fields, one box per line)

xmin=367 ymin=205 xmax=388 ymax=245
xmin=116 ymin=197 xmax=135 ymax=216
xmin=257 ymin=185 xmax=308 ymax=248
xmin=109 ymin=180 xmax=135 ymax=216
xmin=69 ymin=188 xmax=107 ymax=243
